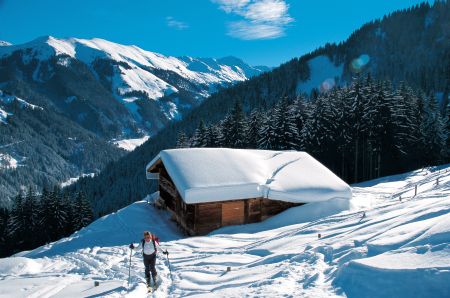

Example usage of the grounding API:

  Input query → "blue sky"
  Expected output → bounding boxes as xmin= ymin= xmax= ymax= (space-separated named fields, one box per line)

xmin=0 ymin=0 xmax=431 ymax=66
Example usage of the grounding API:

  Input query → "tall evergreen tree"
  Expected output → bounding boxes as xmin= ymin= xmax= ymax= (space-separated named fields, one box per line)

xmin=191 ymin=120 xmax=208 ymax=147
xmin=73 ymin=191 xmax=93 ymax=230
xmin=258 ymin=112 xmax=276 ymax=150
xmin=0 ymin=207 xmax=10 ymax=257
xmin=445 ymin=104 xmax=450 ymax=160
xmin=22 ymin=187 xmax=39 ymax=247
xmin=176 ymin=131 xmax=189 ymax=148
xmin=420 ymin=94 xmax=446 ymax=164
xmin=246 ymin=109 xmax=262 ymax=149
xmin=7 ymin=192 xmax=25 ymax=250
xmin=218 ymin=115 xmax=233 ymax=147
xmin=227 ymin=101 xmax=248 ymax=148
xmin=271 ymin=98 xmax=299 ymax=150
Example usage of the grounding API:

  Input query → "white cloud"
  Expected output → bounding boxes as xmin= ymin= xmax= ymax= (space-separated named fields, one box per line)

xmin=213 ymin=0 xmax=251 ymax=13
xmin=212 ymin=0 xmax=293 ymax=40
xmin=166 ymin=16 xmax=189 ymax=30
xmin=228 ymin=21 xmax=285 ymax=40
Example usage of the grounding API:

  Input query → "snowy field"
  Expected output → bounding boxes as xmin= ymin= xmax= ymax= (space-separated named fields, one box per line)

xmin=113 ymin=136 xmax=150 ymax=152
xmin=1 ymin=165 xmax=449 ymax=297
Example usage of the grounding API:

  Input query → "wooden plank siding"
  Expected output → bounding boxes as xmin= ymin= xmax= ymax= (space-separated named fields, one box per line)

xmin=151 ymin=160 xmax=303 ymax=236
xmin=222 ymin=201 xmax=245 ymax=226
xmin=195 ymin=203 xmax=222 ymax=235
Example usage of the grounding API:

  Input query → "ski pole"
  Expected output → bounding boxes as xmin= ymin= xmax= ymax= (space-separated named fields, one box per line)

xmin=128 ymin=248 xmax=132 ymax=288
xmin=165 ymin=251 xmax=173 ymax=282
xmin=157 ymin=243 xmax=173 ymax=281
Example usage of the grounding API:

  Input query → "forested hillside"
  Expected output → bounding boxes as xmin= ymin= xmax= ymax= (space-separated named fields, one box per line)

xmin=0 ymin=90 xmax=124 ymax=207
xmin=182 ymin=76 xmax=449 ymax=183
xmin=69 ymin=1 xmax=450 ymax=216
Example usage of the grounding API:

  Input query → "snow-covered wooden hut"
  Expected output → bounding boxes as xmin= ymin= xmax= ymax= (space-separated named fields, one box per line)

xmin=146 ymin=148 xmax=352 ymax=235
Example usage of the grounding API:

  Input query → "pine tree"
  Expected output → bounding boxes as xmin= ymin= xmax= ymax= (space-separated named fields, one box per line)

xmin=302 ymin=94 xmax=338 ymax=161
xmin=38 ymin=187 xmax=67 ymax=242
xmin=7 ymin=193 xmax=25 ymax=250
xmin=291 ymin=97 xmax=307 ymax=150
xmin=0 ymin=207 xmax=10 ymax=257
xmin=205 ymin=125 xmax=220 ymax=147
xmin=421 ymin=94 xmax=446 ymax=164
xmin=445 ymin=104 xmax=450 ymax=160
xmin=176 ymin=131 xmax=189 ymax=148
xmin=22 ymin=187 xmax=39 ymax=247
xmin=73 ymin=192 xmax=93 ymax=231
xmin=218 ymin=114 xmax=233 ymax=147
xmin=246 ymin=109 xmax=262 ymax=149
xmin=272 ymin=98 xmax=299 ymax=150
xmin=228 ymin=101 xmax=248 ymax=148
xmin=62 ymin=192 xmax=76 ymax=235
xmin=258 ymin=111 xmax=276 ymax=149
xmin=191 ymin=120 xmax=208 ymax=147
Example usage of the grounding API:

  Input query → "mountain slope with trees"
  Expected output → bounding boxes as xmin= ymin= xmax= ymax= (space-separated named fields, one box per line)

xmin=0 ymin=90 xmax=124 ymax=207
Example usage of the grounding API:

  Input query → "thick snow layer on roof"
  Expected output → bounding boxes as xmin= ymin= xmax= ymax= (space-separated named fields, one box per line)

xmin=146 ymin=148 xmax=351 ymax=204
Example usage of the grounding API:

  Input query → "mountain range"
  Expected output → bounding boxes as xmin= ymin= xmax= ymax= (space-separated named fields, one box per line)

xmin=0 ymin=36 xmax=268 ymax=138
xmin=0 ymin=38 xmax=268 ymax=205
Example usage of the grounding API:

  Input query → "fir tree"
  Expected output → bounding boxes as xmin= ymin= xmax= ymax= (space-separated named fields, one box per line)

xmin=420 ymin=94 xmax=446 ymax=164
xmin=445 ymin=104 xmax=450 ymax=160
xmin=227 ymin=101 xmax=248 ymax=148
xmin=0 ymin=207 xmax=10 ymax=257
xmin=191 ymin=120 xmax=208 ymax=147
xmin=176 ymin=131 xmax=189 ymax=148
xmin=7 ymin=193 xmax=25 ymax=250
xmin=73 ymin=192 xmax=93 ymax=231
xmin=258 ymin=112 xmax=276 ymax=149
xmin=22 ymin=187 xmax=39 ymax=247
xmin=271 ymin=98 xmax=299 ymax=150
xmin=246 ymin=109 xmax=262 ymax=149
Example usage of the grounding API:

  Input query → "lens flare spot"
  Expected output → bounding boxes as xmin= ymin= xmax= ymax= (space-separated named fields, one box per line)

xmin=350 ymin=54 xmax=370 ymax=73
xmin=320 ymin=78 xmax=336 ymax=92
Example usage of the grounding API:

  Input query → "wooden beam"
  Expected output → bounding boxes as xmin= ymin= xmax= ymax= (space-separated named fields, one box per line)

xmin=160 ymin=175 xmax=178 ymax=198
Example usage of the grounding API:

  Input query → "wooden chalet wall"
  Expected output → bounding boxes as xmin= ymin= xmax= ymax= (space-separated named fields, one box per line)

xmin=150 ymin=160 xmax=303 ymax=236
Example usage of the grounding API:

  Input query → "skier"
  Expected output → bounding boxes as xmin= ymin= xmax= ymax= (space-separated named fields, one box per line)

xmin=129 ymin=231 xmax=160 ymax=288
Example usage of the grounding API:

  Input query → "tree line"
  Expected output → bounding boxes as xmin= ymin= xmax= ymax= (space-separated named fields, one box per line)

xmin=0 ymin=186 xmax=93 ymax=257
xmin=179 ymin=75 xmax=450 ymax=183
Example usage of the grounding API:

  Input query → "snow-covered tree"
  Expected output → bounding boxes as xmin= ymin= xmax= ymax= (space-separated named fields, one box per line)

xmin=191 ymin=120 xmax=208 ymax=147
xmin=271 ymin=98 xmax=299 ymax=150
xmin=176 ymin=131 xmax=189 ymax=148
xmin=420 ymin=94 xmax=446 ymax=164
xmin=246 ymin=109 xmax=262 ymax=149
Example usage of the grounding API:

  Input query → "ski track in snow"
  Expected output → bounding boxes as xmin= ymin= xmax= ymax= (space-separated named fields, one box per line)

xmin=1 ymin=165 xmax=450 ymax=297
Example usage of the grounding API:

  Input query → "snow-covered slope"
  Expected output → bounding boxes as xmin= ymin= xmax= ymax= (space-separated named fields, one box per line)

xmin=113 ymin=136 xmax=150 ymax=151
xmin=0 ymin=107 xmax=8 ymax=124
xmin=0 ymin=36 xmax=267 ymax=137
xmin=0 ymin=89 xmax=43 ymax=111
xmin=1 ymin=165 xmax=449 ymax=297
xmin=0 ymin=153 xmax=18 ymax=169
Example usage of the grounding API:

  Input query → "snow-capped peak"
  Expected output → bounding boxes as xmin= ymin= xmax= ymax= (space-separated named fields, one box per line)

xmin=0 ymin=36 xmax=265 ymax=86
xmin=0 ymin=36 xmax=268 ymax=135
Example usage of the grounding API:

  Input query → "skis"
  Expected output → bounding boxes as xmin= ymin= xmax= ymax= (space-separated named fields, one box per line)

xmin=147 ymin=284 xmax=159 ymax=294
xmin=146 ymin=277 xmax=160 ymax=294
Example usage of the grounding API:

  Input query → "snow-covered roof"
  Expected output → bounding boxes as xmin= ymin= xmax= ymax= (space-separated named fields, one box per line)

xmin=146 ymin=148 xmax=352 ymax=204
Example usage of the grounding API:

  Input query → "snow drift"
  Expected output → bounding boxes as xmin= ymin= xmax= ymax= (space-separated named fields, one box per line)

xmin=0 ymin=164 xmax=449 ymax=297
